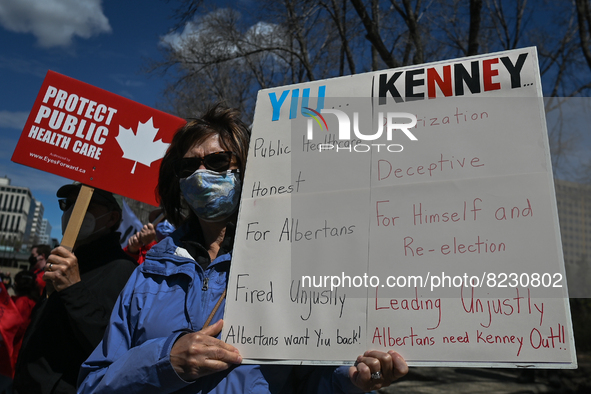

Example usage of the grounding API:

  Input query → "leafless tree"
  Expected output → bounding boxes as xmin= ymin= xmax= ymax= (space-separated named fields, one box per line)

xmin=486 ymin=0 xmax=529 ymax=50
xmin=319 ymin=0 xmax=358 ymax=75
xmin=434 ymin=0 xmax=483 ymax=57
xmin=576 ymin=0 xmax=591 ymax=68
xmin=154 ymin=1 xmax=591 ymax=136
xmin=155 ymin=7 xmax=290 ymax=118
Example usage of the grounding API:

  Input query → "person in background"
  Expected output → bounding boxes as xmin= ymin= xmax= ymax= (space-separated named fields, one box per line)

xmin=11 ymin=270 xmax=40 ymax=325
xmin=124 ymin=209 xmax=176 ymax=264
xmin=0 ymin=271 xmax=41 ymax=384
xmin=12 ymin=184 xmax=137 ymax=394
xmin=28 ymin=244 xmax=50 ymax=295
xmin=0 ymin=273 xmax=11 ymax=294
xmin=124 ymin=223 xmax=157 ymax=263
xmin=0 ymin=270 xmax=38 ymax=385
xmin=78 ymin=104 xmax=408 ymax=393
xmin=0 ymin=279 xmax=22 ymax=383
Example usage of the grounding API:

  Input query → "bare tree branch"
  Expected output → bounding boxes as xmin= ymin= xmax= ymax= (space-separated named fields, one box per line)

xmin=320 ymin=0 xmax=357 ymax=75
xmin=350 ymin=0 xmax=399 ymax=67
xmin=389 ymin=0 xmax=424 ymax=63
xmin=576 ymin=0 xmax=591 ymax=70
xmin=468 ymin=0 xmax=483 ymax=55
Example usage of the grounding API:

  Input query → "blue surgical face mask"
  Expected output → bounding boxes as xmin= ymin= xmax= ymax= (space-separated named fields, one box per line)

xmin=179 ymin=169 xmax=241 ymax=222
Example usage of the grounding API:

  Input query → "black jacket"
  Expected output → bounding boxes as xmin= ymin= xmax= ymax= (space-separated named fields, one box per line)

xmin=13 ymin=232 xmax=137 ymax=394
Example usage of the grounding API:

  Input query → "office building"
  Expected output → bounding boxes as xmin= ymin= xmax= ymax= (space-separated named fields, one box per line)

xmin=0 ymin=177 xmax=33 ymax=248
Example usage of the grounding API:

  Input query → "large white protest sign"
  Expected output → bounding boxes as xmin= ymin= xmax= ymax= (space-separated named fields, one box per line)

xmin=224 ymin=47 xmax=576 ymax=368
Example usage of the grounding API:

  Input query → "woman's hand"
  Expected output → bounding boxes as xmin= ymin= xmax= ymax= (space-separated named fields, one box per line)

xmin=349 ymin=350 xmax=408 ymax=391
xmin=170 ymin=319 xmax=242 ymax=381
xmin=43 ymin=246 xmax=82 ymax=293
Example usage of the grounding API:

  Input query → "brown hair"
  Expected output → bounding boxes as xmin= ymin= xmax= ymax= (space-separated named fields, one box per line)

xmin=157 ymin=103 xmax=250 ymax=227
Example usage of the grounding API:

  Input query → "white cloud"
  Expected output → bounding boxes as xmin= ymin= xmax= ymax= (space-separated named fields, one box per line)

xmin=110 ymin=74 xmax=145 ymax=88
xmin=0 ymin=111 xmax=29 ymax=129
xmin=160 ymin=10 xmax=226 ymax=54
xmin=160 ymin=20 xmax=199 ymax=52
xmin=0 ymin=0 xmax=111 ymax=47
xmin=160 ymin=9 xmax=286 ymax=65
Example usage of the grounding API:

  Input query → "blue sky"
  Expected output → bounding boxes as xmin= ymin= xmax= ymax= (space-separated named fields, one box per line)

xmin=0 ymin=0 xmax=179 ymax=240
xmin=1 ymin=0 xmax=590 ymax=242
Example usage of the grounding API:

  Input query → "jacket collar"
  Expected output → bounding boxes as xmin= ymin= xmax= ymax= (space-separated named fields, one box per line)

xmin=142 ymin=219 xmax=234 ymax=276
xmin=177 ymin=219 xmax=235 ymax=268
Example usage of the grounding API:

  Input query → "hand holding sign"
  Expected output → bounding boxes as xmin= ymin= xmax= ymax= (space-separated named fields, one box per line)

xmin=43 ymin=246 xmax=82 ymax=293
xmin=42 ymin=185 xmax=93 ymax=296
xmin=9 ymin=70 xmax=177 ymax=393
xmin=349 ymin=350 xmax=408 ymax=391
xmin=170 ymin=320 xmax=243 ymax=381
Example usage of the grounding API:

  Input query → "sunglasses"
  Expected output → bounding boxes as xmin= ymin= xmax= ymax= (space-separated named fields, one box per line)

xmin=58 ymin=199 xmax=74 ymax=211
xmin=58 ymin=198 xmax=115 ymax=212
xmin=176 ymin=151 xmax=235 ymax=178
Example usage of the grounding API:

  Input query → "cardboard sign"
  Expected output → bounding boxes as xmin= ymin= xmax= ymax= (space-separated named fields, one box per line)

xmin=11 ymin=71 xmax=186 ymax=206
xmin=224 ymin=47 xmax=576 ymax=368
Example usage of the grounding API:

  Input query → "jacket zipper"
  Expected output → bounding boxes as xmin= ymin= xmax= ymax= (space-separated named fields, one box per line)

xmin=202 ymin=277 xmax=209 ymax=291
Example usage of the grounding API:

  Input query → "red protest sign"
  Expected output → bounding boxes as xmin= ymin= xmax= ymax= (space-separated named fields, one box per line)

xmin=11 ymin=70 xmax=186 ymax=206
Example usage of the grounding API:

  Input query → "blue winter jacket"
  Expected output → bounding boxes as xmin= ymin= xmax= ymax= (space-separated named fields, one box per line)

xmin=77 ymin=226 xmax=362 ymax=393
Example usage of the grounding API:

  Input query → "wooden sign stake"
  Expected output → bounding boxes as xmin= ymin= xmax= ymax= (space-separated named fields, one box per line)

xmin=60 ymin=185 xmax=94 ymax=252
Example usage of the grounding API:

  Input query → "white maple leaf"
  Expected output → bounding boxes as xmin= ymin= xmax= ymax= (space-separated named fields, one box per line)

xmin=116 ymin=117 xmax=170 ymax=174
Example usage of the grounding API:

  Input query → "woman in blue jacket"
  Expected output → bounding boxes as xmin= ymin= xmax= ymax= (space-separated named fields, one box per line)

xmin=78 ymin=104 xmax=408 ymax=393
